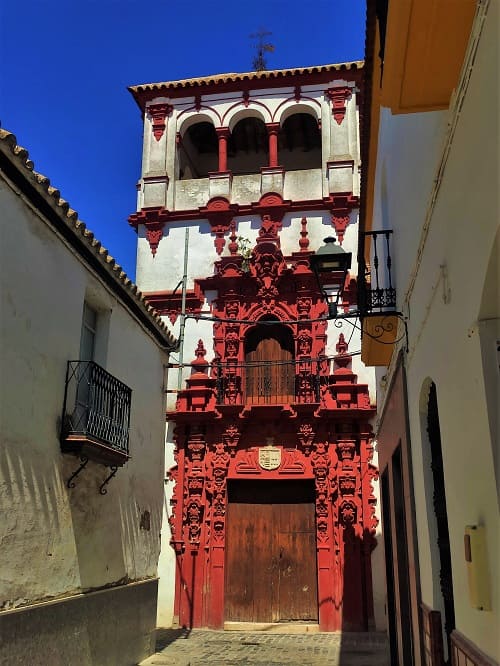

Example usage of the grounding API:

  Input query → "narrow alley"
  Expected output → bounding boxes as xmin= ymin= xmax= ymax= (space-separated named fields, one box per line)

xmin=140 ymin=629 xmax=389 ymax=666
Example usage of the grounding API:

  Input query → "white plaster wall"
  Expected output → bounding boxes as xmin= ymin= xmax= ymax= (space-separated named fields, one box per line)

xmin=373 ymin=2 xmax=499 ymax=658
xmin=134 ymin=76 xmax=380 ymax=628
xmin=372 ymin=107 xmax=448 ymax=304
xmin=138 ymin=77 xmax=360 ymax=213
xmin=0 ymin=178 xmax=168 ymax=609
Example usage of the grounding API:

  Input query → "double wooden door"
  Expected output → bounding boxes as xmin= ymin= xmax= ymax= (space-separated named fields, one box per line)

xmin=225 ymin=480 xmax=318 ymax=623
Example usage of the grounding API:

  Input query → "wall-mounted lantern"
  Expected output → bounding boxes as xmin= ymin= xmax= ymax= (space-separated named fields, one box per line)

xmin=310 ymin=236 xmax=352 ymax=319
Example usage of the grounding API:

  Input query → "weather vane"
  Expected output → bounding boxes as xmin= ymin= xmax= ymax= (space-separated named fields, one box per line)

xmin=250 ymin=28 xmax=275 ymax=71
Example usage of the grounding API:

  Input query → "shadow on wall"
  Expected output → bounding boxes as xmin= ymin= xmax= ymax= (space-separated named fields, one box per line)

xmin=65 ymin=455 xmax=162 ymax=591
xmin=0 ymin=445 xmax=68 ymax=606
xmin=339 ymin=528 xmax=389 ymax=664
xmin=65 ymin=453 xmax=162 ymax=665
xmin=0 ymin=442 xmax=162 ymax=664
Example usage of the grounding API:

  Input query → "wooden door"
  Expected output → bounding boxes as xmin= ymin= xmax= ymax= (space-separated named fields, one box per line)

xmin=225 ymin=480 xmax=318 ymax=623
xmin=245 ymin=337 xmax=294 ymax=405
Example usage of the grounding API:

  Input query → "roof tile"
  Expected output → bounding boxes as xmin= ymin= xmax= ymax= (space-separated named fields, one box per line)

xmin=0 ymin=128 xmax=177 ymax=350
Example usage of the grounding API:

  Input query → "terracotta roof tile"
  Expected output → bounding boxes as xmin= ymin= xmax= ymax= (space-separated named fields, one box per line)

xmin=0 ymin=128 xmax=177 ymax=350
xmin=129 ymin=61 xmax=364 ymax=95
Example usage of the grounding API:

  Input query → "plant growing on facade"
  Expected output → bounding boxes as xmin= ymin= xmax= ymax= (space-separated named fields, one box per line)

xmin=237 ymin=236 xmax=252 ymax=272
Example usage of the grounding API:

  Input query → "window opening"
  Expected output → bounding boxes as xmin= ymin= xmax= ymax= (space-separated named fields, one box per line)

xmin=227 ymin=117 xmax=268 ymax=175
xmin=279 ymin=113 xmax=321 ymax=171
xmin=178 ymin=122 xmax=218 ymax=179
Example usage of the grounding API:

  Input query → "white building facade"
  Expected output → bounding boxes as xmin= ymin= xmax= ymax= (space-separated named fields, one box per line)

xmin=363 ymin=1 xmax=499 ymax=664
xmin=129 ymin=64 xmax=386 ymax=632
xmin=0 ymin=130 xmax=176 ymax=665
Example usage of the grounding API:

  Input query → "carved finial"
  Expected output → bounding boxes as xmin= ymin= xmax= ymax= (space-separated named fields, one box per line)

xmin=194 ymin=339 xmax=206 ymax=361
xmin=336 ymin=333 xmax=348 ymax=356
xmin=191 ymin=339 xmax=209 ymax=373
xmin=228 ymin=220 xmax=238 ymax=256
xmin=299 ymin=216 xmax=309 ymax=252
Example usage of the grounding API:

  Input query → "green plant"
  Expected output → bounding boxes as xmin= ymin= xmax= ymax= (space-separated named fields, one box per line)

xmin=237 ymin=236 xmax=252 ymax=272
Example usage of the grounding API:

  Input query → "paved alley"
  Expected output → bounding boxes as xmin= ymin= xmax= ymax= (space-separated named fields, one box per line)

xmin=139 ymin=629 xmax=389 ymax=666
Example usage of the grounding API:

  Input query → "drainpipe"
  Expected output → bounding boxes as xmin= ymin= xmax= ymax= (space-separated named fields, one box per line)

xmin=177 ymin=227 xmax=190 ymax=390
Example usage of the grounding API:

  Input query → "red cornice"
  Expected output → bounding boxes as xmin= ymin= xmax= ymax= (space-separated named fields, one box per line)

xmin=129 ymin=193 xmax=358 ymax=231
xmin=143 ymin=285 xmax=204 ymax=324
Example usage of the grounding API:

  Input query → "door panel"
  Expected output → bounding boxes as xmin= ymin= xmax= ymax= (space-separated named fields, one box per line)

xmin=277 ymin=501 xmax=318 ymax=621
xmin=225 ymin=480 xmax=317 ymax=623
xmin=245 ymin=337 xmax=294 ymax=405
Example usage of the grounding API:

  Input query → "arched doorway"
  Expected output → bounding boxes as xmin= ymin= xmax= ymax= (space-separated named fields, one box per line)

xmin=424 ymin=381 xmax=456 ymax=664
xmin=244 ymin=321 xmax=295 ymax=405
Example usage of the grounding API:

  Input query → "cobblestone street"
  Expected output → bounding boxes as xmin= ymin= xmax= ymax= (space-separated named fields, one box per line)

xmin=139 ymin=629 xmax=389 ymax=666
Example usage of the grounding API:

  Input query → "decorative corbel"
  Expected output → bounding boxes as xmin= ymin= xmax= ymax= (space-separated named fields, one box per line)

xmin=148 ymin=103 xmax=173 ymax=141
xmin=128 ymin=207 xmax=170 ymax=257
xmin=326 ymin=87 xmax=352 ymax=125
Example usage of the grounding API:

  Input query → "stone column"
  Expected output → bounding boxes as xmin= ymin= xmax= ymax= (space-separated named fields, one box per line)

xmin=216 ymin=127 xmax=230 ymax=172
xmin=266 ymin=122 xmax=280 ymax=167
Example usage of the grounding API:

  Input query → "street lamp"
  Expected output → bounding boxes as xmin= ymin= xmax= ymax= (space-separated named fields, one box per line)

xmin=310 ymin=237 xmax=352 ymax=319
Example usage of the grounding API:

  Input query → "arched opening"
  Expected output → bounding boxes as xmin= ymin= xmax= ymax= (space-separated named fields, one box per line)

xmin=178 ymin=121 xmax=218 ymax=179
xmin=227 ymin=117 xmax=269 ymax=175
xmin=244 ymin=321 xmax=295 ymax=404
xmin=421 ymin=381 xmax=455 ymax=664
xmin=279 ymin=113 xmax=322 ymax=171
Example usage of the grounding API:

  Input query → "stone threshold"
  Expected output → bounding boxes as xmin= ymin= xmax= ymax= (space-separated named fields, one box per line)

xmin=223 ymin=621 xmax=320 ymax=633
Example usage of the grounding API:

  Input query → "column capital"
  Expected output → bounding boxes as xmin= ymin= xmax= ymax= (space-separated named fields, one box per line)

xmin=266 ymin=122 xmax=281 ymax=135
xmin=216 ymin=126 xmax=231 ymax=139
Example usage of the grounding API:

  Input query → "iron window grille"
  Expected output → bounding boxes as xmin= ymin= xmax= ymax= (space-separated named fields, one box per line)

xmin=61 ymin=360 xmax=131 ymax=463
xmin=358 ymin=230 xmax=397 ymax=316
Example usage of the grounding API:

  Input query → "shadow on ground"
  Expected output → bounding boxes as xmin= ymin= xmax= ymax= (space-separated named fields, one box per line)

xmin=155 ymin=627 xmax=192 ymax=651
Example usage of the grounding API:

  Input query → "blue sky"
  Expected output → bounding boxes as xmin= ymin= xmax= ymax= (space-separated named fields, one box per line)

xmin=1 ymin=0 xmax=365 ymax=279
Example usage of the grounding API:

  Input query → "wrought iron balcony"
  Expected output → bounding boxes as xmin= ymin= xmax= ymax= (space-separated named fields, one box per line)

xmin=358 ymin=230 xmax=397 ymax=316
xmin=61 ymin=361 xmax=131 ymax=467
xmin=215 ymin=359 xmax=322 ymax=406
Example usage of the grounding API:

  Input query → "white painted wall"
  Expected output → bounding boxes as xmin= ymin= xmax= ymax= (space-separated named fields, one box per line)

xmin=372 ymin=2 xmax=499 ymax=658
xmin=133 ymin=74 xmax=382 ymax=629
xmin=137 ymin=79 xmax=360 ymax=213
xmin=0 ymin=175 xmax=169 ymax=609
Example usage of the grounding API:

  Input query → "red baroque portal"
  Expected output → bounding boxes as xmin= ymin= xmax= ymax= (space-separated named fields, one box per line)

xmin=164 ymin=211 xmax=378 ymax=632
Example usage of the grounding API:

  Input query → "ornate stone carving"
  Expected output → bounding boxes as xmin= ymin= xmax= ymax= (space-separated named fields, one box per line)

xmin=339 ymin=475 xmax=357 ymax=495
xmin=297 ymin=422 xmax=315 ymax=454
xmin=297 ymin=329 xmax=312 ymax=355
xmin=222 ymin=423 xmax=240 ymax=455
xmin=128 ymin=206 xmax=170 ymax=257
xmin=148 ymin=103 xmax=173 ymax=141
xmin=298 ymin=216 xmax=310 ymax=252
xmin=339 ymin=499 xmax=357 ymax=526
xmin=326 ymin=87 xmax=351 ymax=125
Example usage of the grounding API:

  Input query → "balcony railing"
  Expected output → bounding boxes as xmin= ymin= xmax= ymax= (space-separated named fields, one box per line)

xmin=61 ymin=361 xmax=131 ymax=466
xmin=358 ymin=230 xmax=397 ymax=315
xmin=215 ymin=359 xmax=323 ymax=406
